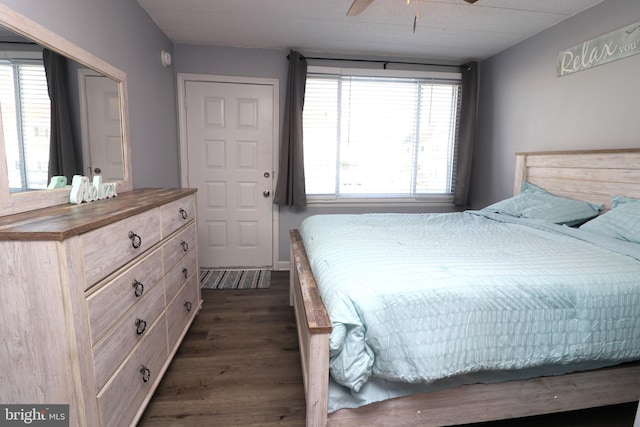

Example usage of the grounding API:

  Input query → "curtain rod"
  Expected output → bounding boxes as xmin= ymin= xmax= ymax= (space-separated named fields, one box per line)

xmin=290 ymin=55 xmax=466 ymax=70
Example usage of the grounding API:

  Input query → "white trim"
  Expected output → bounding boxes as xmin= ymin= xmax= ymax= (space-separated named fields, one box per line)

xmin=277 ymin=261 xmax=290 ymax=272
xmin=0 ymin=50 xmax=42 ymax=60
xmin=306 ymin=195 xmax=455 ymax=209
xmin=177 ymin=73 xmax=280 ymax=270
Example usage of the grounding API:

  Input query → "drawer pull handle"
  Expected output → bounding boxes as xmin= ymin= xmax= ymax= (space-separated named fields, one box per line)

xmin=135 ymin=318 xmax=147 ymax=335
xmin=182 ymin=267 xmax=188 ymax=279
xmin=128 ymin=231 xmax=142 ymax=249
xmin=181 ymin=241 xmax=189 ymax=252
xmin=179 ymin=208 xmax=188 ymax=220
xmin=184 ymin=301 xmax=192 ymax=312
xmin=140 ymin=366 xmax=151 ymax=383
xmin=132 ymin=280 xmax=144 ymax=297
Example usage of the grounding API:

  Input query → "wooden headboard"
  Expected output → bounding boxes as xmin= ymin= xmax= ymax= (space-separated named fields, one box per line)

xmin=514 ymin=148 xmax=640 ymax=211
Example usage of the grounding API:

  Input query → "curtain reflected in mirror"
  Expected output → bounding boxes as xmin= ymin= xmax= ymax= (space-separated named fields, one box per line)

xmin=44 ymin=48 xmax=80 ymax=186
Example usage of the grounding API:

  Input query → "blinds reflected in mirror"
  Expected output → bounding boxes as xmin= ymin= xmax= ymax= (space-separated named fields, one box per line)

xmin=0 ymin=57 xmax=50 ymax=191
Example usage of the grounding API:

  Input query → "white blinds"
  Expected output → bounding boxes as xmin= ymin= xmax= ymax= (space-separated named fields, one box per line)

xmin=0 ymin=60 xmax=50 ymax=190
xmin=303 ymin=72 xmax=461 ymax=198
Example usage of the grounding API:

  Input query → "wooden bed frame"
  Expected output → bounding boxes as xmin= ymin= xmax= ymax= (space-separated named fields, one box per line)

xmin=290 ymin=149 xmax=640 ymax=427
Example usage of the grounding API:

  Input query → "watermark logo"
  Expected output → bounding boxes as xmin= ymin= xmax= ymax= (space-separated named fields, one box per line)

xmin=0 ymin=405 xmax=68 ymax=426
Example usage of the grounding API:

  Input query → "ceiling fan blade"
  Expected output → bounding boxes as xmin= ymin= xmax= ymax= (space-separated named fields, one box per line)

xmin=464 ymin=0 xmax=478 ymax=3
xmin=347 ymin=0 xmax=375 ymax=16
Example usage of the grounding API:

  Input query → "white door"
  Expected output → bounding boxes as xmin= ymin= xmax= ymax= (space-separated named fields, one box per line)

xmin=79 ymin=72 xmax=123 ymax=181
xmin=184 ymin=80 xmax=274 ymax=268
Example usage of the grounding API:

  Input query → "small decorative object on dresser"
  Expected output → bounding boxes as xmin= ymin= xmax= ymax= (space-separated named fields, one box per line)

xmin=0 ymin=188 xmax=201 ymax=427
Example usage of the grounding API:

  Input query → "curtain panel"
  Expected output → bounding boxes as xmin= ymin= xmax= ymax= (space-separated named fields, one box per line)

xmin=43 ymin=48 xmax=79 ymax=183
xmin=453 ymin=61 xmax=479 ymax=207
xmin=273 ymin=50 xmax=308 ymax=207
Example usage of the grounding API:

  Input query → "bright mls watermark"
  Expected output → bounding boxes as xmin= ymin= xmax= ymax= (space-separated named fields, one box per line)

xmin=0 ymin=405 xmax=68 ymax=426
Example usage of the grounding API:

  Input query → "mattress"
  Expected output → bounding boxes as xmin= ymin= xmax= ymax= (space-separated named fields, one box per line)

xmin=299 ymin=211 xmax=640 ymax=411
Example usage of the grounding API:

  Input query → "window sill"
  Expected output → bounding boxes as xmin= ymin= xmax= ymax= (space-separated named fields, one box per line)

xmin=306 ymin=195 xmax=457 ymax=209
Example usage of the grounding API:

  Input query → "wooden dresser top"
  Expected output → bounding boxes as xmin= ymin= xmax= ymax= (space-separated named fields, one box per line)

xmin=0 ymin=188 xmax=196 ymax=241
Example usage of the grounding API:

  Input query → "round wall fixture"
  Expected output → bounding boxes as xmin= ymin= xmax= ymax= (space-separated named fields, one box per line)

xmin=161 ymin=50 xmax=172 ymax=67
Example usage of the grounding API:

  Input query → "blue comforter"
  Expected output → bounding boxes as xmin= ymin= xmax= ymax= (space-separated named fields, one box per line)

xmin=299 ymin=212 xmax=640 ymax=395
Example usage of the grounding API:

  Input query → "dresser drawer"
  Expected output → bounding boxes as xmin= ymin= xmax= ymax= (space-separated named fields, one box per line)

xmin=97 ymin=313 xmax=168 ymax=427
xmin=87 ymin=248 xmax=163 ymax=345
xmin=167 ymin=274 xmax=199 ymax=351
xmin=92 ymin=283 xmax=165 ymax=391
xmin=160 ymin=194 xmax=196 ymax=238
xmin=82 ymin=208 xmax=161 ymax=288
xmin=165 ymin=248 xmax=197 ymax=304
xmin=163 ymin=224 xmax=196 ymax=274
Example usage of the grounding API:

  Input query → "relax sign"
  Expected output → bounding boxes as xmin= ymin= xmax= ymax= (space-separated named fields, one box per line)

xmin=557 ymin=21 xmax=640 ymax=77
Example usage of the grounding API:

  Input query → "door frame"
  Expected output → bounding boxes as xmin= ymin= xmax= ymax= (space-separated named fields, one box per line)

xmin=177 ymin=73 xmax=280 ymax=270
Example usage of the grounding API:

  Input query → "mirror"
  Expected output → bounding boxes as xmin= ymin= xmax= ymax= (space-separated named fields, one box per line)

xmin=0 ymin=4 xmax=132 ymax=216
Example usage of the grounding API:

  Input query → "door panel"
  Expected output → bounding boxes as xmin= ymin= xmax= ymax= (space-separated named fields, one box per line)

xmin=185 ymin=81 xmax=273 ymax=268
xmin=81 ymin=74 xmax=123 ymax=181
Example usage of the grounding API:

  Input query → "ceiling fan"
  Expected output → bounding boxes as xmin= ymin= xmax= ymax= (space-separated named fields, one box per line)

xmin=347 ymin=0 xmax=477 ymax=16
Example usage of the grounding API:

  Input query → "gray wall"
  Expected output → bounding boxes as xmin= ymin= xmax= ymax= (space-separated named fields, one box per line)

xmin=2 ymin=0 xmax=181 ymax=188
xmin=471 ymin=0 xmax=640 ymax=209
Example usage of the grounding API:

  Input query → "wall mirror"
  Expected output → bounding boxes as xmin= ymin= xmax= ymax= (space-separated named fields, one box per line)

xmin=0 ymin=4 xmax=132 ymax=217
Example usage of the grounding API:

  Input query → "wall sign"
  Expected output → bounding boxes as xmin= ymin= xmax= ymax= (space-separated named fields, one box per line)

xmin=557 ymin=21 xmax=640 ymax=77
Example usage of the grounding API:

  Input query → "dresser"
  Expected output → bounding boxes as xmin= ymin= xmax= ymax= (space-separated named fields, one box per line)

xmin=0 ymin=188 xmax=201 ymax=427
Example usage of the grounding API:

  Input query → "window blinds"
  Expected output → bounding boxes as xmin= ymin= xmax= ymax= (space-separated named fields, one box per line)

xmin=303 ymin=71 xmax=461 ymax=199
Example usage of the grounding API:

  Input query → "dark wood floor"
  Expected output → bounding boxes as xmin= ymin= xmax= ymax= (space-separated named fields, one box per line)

xmin=138 ymin=271 xmax=638 ymax=426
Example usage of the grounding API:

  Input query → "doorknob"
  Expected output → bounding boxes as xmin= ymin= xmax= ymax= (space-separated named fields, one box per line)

xmin=263 ymin=190 xmax=270 ymax=198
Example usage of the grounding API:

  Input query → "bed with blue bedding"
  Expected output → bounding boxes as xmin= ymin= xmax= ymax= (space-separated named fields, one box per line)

xmin=299 ymin=210 xmax=640 ymax=413
xmin=290 ymin=150 xmax=640 ymax=427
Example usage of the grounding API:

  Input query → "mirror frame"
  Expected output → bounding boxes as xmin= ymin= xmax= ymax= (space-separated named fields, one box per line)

xmin=0 ymin=3 xmax=132 ymax=217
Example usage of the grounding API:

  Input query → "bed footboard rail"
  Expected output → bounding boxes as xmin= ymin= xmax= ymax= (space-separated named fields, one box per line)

xmin=290 ymin=229 xmax=332 ymax=427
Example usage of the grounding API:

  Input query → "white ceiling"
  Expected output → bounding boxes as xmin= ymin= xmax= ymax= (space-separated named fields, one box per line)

xmin=137 ymin=0 xmax=606 ymax=63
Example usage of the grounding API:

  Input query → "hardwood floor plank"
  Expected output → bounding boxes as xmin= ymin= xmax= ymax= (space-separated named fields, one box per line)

xmin=139 ymin=272 xmax=306 ymax=426
xmin=138 ymin=271 xmax=637 ymax=427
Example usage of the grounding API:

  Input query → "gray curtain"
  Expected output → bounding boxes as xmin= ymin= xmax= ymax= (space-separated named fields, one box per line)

xmin=453 ymin=61 xmax=479 ymax=207
xmin=273 ymin=50 xmax=307 ymax=207
xmin=43 ymin=48 xmax=79 ymax=182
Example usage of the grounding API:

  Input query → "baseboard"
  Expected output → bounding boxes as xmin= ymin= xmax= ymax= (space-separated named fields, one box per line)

xmin=276 ymin=261 xmax=290 ymax=271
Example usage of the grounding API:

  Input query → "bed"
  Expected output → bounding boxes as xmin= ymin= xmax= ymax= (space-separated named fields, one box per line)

xmin=289 ymin=149 xmax=640 ymax=427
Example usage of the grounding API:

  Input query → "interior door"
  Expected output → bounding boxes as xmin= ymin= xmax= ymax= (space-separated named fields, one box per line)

xmin=79 ymin=72 xmax=123 ymax=181
xmin=185 ymin=80 xmax=274 ymax=268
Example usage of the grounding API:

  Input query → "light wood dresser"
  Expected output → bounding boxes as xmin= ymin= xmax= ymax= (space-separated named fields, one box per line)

xmin=0 ymin=188 xmax=201 ymax=426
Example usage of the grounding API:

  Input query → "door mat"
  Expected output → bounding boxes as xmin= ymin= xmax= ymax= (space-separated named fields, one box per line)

xmin=200 ymin=269 xmax=271 ymax=289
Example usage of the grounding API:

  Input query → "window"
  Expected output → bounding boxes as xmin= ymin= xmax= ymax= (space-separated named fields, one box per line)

xmin=0 ymin=58 xmax=51 ymax=191
xmin=303 ymin=67 xmax=461 ymax=204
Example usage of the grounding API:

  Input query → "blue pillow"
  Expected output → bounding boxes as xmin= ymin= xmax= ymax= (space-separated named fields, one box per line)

xmin=611 ymin=195 xmax=639 ymax=209
xmin=483 ymin=182 xmax=603 ymax=226
xmin=579 ymin=196 xmax=640 ymax=243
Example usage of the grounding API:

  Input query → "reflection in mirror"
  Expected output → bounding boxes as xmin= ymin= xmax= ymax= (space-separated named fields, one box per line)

xmin=0 ymin=3 xmax=131 ymax=217
xmin=78 ymin=69 xmax=123 ymax=183
xmin=0 ymin=28 xmax=124 ymax=192
xmin=0 ymin=37 xmax=48 ymax=190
